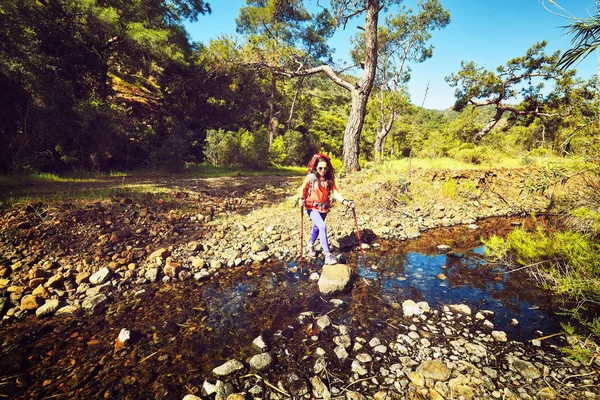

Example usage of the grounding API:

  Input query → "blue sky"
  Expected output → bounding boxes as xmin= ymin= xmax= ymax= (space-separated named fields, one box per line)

xmin=185 ymin=0 xmax=598 ymax=110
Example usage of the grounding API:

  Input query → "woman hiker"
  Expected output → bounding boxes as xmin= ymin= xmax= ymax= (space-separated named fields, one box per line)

xmin=298 ymin=154 xmax=355 ymax=265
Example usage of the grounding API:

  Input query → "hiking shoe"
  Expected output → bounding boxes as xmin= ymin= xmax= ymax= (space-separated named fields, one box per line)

xmin=324 ymin=253 xmax=337 ymax=265
xmin=306 ymin=244 xmax=316 ymax=257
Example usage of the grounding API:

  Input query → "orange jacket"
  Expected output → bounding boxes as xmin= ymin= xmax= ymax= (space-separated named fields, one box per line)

xmin=302 ymin=173 xmax=336 ymax=212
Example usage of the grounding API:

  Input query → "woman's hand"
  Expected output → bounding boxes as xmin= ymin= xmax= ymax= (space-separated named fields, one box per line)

xmin=298 ymin=198 xmax=305 ymax=207
xmin=343 ymin=199 xmax=355 ymax=208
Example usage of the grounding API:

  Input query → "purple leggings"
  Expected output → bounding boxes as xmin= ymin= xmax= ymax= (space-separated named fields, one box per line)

xmin=307 ymin=210 xmax=330 ymax=254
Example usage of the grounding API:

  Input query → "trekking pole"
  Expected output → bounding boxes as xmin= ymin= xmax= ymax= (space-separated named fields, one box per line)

xmin=299 ymin=205 xmax=304 ymax=273
xmin=351 ymin=208 xmax=366 ymax=266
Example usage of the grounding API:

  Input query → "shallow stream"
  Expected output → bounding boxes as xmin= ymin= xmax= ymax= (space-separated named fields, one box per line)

xmin=0 ymin=216 xmax=583 ymax=399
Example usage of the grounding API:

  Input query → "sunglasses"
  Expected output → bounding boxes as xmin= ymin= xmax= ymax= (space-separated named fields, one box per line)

xmin=317 ymin=167 xmax=328 ymax=171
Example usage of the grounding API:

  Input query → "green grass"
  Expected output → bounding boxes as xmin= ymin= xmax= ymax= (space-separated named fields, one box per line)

xmin=182 ymin=163 xmax=305 ymax=177
xmin=441 ymin=176 xmax=458 ymax=199
xmin=0 ymin=164 xmax=306 ymax=209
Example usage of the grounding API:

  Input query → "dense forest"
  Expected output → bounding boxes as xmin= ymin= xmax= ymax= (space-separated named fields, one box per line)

xmin=1 ymin=0 xmax=599 ymax=174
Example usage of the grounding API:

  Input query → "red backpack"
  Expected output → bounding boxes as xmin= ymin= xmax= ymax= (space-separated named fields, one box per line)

xmin=303 ymin=154 xmax=333 ymax=210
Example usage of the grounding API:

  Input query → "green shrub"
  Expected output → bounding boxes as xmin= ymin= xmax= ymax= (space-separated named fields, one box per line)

xmin=418 ymin=130 xmax=456 ymax=158
xmin=442 ymin=176 xmax=458 ymax=198
xmin=204 ymin=128 xmax=272 ymax=169
xmin=282 ymin=130 xmax=308 ymax=166
xmin=204 ymin=128 xmax=240 ymax=167
xmin=150 ymin=133 xmax=189 ymax=172
xmin=483 ymin=235 xmax=508 ymax=260
xmin=530 ymin=147 xmax=555 ymax=157
xmin=239 ymin=128 xmax=270 ymax=169
xmin=488 ymin=226 xmax=600 ymax=303
xmin=449 ymin=144 xmax=496 ymax=165
xmin=269 ymin=136 xmax=286 ymax=165
xmin=330 ymin=156 xmax=343 ymax=174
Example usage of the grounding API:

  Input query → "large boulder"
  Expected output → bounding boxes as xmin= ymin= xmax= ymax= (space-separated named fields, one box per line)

xmin=318 ymin=264 xmax=352 ymax=295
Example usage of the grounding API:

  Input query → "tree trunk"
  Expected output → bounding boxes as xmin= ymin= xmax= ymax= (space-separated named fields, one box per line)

xmin=375 ymin=109 xmax=395 ymax=159
xmin=474 ymin=108 xmax=504 ymax=142
xmin=268 ymin=74 xmax=277 ymax=148
xmin=287 ymin=77 xmax=305 ymax=131
xmin=343 ymin=90 xmax=368 ymax=170
xmin=342 ymin=0 xmax=379 ymax=172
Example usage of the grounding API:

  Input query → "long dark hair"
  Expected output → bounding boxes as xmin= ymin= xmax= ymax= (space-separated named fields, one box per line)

xmin=308 ymin=154 xmax=335 ymax=186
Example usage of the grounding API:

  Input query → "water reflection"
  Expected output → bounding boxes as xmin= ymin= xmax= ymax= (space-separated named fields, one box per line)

xmin=356 ymin=245 xmax=560 ymax=340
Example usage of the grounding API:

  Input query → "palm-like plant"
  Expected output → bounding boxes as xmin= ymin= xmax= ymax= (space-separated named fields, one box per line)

xmin=557 ymin=16 xmax=600 ymax=70
xmin=546 ymin=0 xmax=600 ymax=70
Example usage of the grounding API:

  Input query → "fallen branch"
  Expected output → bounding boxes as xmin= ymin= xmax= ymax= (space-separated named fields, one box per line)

xmin=340 ymin=376 xmax=377 ymax=392
xmin=496 ymin=259 xmax=559 ymax=274
xmin=240 ymin=373 xmax=291 ymax=397
xmin=532 ymin=332 xmax=564 ymax=342
xmin=139 ymin=351 xmax=158 ymax=363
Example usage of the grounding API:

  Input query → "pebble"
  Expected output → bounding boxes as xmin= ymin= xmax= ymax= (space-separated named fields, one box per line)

xmin=35 ymin=299 xmax=60 ymax=317
xmin=89 ymin=267 xmax=111 ymax=285
xmin=248 ymin=353 xmax=272 ymax=371
xmin=492 ymin=331 xmax=508 ymax=342
xmin=212 ymin=360 xmax=244 ymax=377
xmin=252 ymin=335 xmax=268 ymax=351
xmin=316 ymin=315 xmax=331 ymax=330
xmin=448 ymin=304 xmax=472 ymax=315
xmin=334 ymin=346 xmax=348 ymax=360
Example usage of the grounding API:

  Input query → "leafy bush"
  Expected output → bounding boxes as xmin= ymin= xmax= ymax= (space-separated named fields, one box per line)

xmin=150 ymin=132 xmax=189 ymax=172
xmin=483 ymin=236 xmax=508 ymax=260
xmin=330 ymin=156 xmax=343 ymax=174
xmin=442 ymin=176 xmax=458 ymax=199
xmin=449 ymin=143 xmax=496 ymax=165
xmin=282 ymin=129 xmax=308 ymax=166
xmin=418 ymin=129 xmax=456 ymax=158
xmin=204 ymin=128 xmax=240 ymax=167
xmin=204 ymin=128 xmax=272 ymax=169
xmin=239 ymin=128 xmax=270 ymax=169
xmin=269 ymin=136 xmax=286 ymax=165
xmin=485 ymin=227 xmax=600 ymax=302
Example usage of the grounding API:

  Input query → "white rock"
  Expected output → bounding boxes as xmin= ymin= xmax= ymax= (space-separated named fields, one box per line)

xmin=114 ymin=328 xmax=131 ymax=351
xmin=314 ymin=357 xmax=327 ymax=374
xmin=403 ymin=300 xmax=422 ymax=317
xmin=351 ymin=360 xmax=368 ymax=375
xmin=249 ymin=353 xmax=272 ymax=371
xmin=448 ymin=304 xmax=472 ymax=315
xmin=82 ymin=294 xmax=108 ymax=314
xmin=333 ymin=335 xmax=352 ymax=348
xmin=311 ymin=376 xmax=331 ymax=399
xmin=35 ymin=299 xmax=60 ymax=317
xmin=201 ymin=380 xmax=216 ymax=396
xmin=89 ymin=268 xmax=111 ymax=285
xmin=316 ymin=315 xmax=332 ymax=331
xmin=318 ymin=264 xmax=352 ymax=294
xmin=252 ymin=335 xmax=268 ymax=351
xmin=212 ymin=360 xmax=244 ymax=376
xmin=492 ymin=331 xmax=508 ymax=342
xmin=334 ymin=346 xmax=348 ymax=360
xmin=55 ymin=305 xmax=82 ymax=316
xmin=374 ymin=345 xmax=387 ymax=354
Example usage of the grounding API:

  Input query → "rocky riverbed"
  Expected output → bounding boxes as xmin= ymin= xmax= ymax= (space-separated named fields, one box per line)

xmin=0 ymin=167 xmax=598 ymax=399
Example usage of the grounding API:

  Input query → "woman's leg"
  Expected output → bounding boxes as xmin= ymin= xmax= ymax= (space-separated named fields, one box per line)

xmin=308 ymin=210 xmax=330 ymax=254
